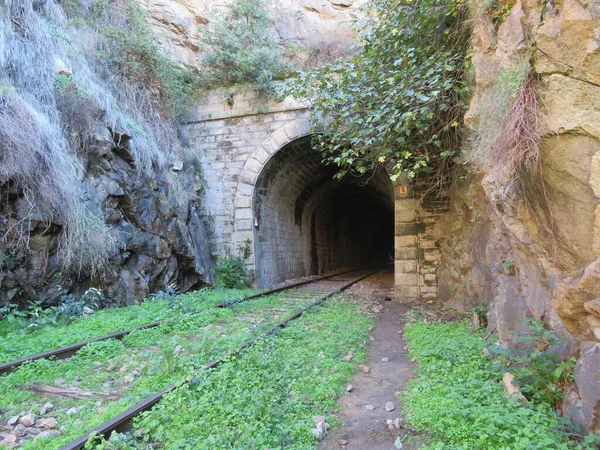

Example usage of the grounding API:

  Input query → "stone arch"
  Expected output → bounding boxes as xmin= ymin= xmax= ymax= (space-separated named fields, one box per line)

xmin=231 ymin=118 xmax=312 ymax=268
xmin=247 ymin=134 xmax=395 ymax=287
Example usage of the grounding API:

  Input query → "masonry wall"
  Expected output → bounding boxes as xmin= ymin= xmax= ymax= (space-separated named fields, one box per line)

xmin=183 ymin=89 xmax=434 ymax=294
xmin=394 ymin=176 xmax=445 ymax=299
xmin=181 ymin=89 xmax=311 ymax=273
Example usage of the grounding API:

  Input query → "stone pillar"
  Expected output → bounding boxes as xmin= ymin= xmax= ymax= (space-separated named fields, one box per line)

xmin=394 ymin=178 xmax=422 ymax=299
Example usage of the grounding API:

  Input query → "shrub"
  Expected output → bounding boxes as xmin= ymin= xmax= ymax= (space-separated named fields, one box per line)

xmin=215 ymin=256 xmax=247 ymax=289
xmin=488 ymin=318 xmax=575 ymax=408
xmin=202 ymin=0 xmax=290 ymax=95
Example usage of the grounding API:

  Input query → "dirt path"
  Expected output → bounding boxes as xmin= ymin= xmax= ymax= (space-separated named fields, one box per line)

xmin=320 ymin=268 xmax=417 ymax=450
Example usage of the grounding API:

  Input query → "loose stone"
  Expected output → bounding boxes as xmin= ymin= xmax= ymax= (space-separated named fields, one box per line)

xmin=40 ymin=403 xmax=54 ymax=415
xmin=19 ymin=414 xmax=36 ymax=428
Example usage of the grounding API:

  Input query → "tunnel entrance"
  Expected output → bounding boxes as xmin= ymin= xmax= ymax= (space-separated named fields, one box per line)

xmin=253 ymin=135 xmax=394 ymax=287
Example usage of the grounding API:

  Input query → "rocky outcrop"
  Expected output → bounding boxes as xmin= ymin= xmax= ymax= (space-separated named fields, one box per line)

xmin=0 ymin=134 xmax=214 ymax=307
xmin=144 ymin=0 xmax=367 ymax=69
xmin=437 ymin=0 xmax=600 ymax=434
xmin=0 ymin=0 xmax=214 ymax=308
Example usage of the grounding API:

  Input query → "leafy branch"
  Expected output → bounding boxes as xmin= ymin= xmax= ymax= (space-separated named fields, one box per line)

xmin=286 ymin=0 xmax=470 ymax=182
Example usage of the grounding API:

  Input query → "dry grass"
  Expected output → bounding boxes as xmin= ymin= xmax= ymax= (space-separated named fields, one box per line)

xmin=490 ymin=73 xmax=543 ymax=182
xmin=0 ymin=93 xmax=81 ymax=221
xmin=59 ymin=212 xmax=119 ymax=276
xmin=0 ymin=0 xmax=182 ymax=275
xmin=465 ymin=60 xmax=530 ymax=171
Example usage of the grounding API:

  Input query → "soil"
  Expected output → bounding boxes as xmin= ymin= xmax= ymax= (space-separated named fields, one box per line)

xmin=320 ymin=267 xmax=425 ymax=450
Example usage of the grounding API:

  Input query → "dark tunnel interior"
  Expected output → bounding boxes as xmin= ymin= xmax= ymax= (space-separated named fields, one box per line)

xmin=253 ymin=136 xmax=394 ymax=287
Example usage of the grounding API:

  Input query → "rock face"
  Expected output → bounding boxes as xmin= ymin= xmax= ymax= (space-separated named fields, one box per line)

xmin=0 ymin=1 xmax=214 ymax=308
xmin=0 ymin=132 xmax=214 ymax=307
xmin=436 ymin=0 xmax=600 ymax=435
xmin=144 ymin=0 xmax=367 ymax=69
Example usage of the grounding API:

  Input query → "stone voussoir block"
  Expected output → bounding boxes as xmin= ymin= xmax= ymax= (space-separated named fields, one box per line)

xmin=245 ymin=158 xmax=263 ymax=174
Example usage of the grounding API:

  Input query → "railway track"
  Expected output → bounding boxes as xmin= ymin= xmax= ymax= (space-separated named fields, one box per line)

xmin=0 ymin=268 xmax=381 ymax=450
xmin=0 ymin=268 xmax=361 ymax=375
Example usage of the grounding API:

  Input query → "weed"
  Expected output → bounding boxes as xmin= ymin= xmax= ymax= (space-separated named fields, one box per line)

xmin=215 ymin=257 xmax=247 ymax=289
xmin=490 ymin=1 xmax=513 ymax=25
xmin=488 ymin=318 xmax=575 ymax=408
xmin=56 ymin=286 xmax=104 ymax=320
xmin=502 ymin=259 xmax=515 ymax=274
xmin=471 ymin=302 xmax=488 ymax=327
xmin=215 ymin=240 xmax=253 ymax=289
xmin=149 ymin=283 xmax=180 ymax=301
xmin=159 ymin=342 xmax=180 ymax=375
xmin=402 ymin=321 xmax=597 ymax=449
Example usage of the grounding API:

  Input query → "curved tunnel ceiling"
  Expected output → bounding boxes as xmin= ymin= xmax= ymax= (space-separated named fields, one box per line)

xmin=253 ymin=136 xmax=394 ymax=287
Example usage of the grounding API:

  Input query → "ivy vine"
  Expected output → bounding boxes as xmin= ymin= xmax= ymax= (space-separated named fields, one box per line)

xmin=287 ymin=0 xmax=470 ymax=181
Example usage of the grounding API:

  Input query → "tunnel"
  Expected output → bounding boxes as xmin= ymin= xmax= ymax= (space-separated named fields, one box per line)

xmin=253 ymin=135 xmax=395 ymax=287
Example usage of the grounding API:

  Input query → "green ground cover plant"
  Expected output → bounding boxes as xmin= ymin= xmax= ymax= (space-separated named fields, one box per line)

xmin=1 ymin=290 xmax=341 ymax=449
xmin=110 ymin=296 xmax=373 ymax=449
xmin=0 ymin=288 xmax=256 ymax=364
xmin=401 ymin=321 xmax=598 ymax=449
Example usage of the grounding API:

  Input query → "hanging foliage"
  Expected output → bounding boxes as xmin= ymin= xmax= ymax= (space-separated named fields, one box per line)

xmin=288 ymin=0 xmax=470 ymax=181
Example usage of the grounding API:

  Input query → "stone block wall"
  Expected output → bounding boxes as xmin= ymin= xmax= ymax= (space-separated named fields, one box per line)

xmin=184 ymin=89 xmax=434 ymax=294
xmin=181 ymin=89 xmax=311 ymax=271
xmin=394 ymin=179 xmax=444 ymax=300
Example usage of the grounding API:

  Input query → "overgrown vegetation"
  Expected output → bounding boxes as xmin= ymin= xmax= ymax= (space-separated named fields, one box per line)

xmin=202 ymin=0 xmax=290 ymax=95
xmin=127 ymin=298 xmax=371 ymax=449
xmin=0 ymin=288 xmax=255 ymax=363
xmin=0 ymin=291 xmax=370 ymax=449
xmin=0 ymin=0 xmax=203 ymax=278
xmin=488 ymin=318 xmax=576 ymax=409
xmin=288 ymin=0 xmax=470 ymax=182
xmin=402 ymin=320 xmax=599 ymax=449
xmin=215 ymin=240 xmax=252 ymax=288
